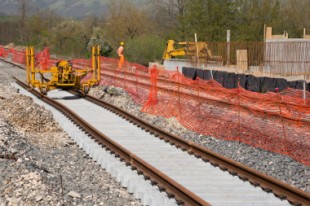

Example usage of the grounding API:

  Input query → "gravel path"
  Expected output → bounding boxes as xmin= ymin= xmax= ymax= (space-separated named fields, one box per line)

xmin=0 ymin=60 xmax=309 ymax=206
xmin=0 ymin=62 xmax=142 ymax=206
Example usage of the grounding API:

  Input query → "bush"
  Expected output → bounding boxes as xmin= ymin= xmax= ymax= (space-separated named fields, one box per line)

xmin=125 ymin=35 xmax=166 ymax=66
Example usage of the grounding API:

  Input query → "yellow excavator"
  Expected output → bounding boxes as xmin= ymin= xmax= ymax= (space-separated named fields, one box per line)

xmin=162 ymin=39 xmax=222 ymax=62
xmin=25 ymin=46 xmax=101 ymax=95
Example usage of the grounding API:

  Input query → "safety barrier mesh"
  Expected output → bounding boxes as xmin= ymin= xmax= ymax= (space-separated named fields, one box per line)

xmin=1 ymin=45 xmax=309 ymax=165
xmin=35 ymin=48 xmax=50 ymax=70
xmin=100 ymin=57 xmax=310 ymax=166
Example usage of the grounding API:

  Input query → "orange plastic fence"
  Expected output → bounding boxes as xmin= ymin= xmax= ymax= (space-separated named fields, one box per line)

xmin=145 ymin=74 xmax=310 ymax=165
xmin=1 ymin=46 xmax=309 ymax=165
xmin=99 ymin=56 xmax=310 ymax=166
xmin=35 ymin=48 xmax=50 ymax=70
xmin=0 ymin=46 xmax=12 ymax=59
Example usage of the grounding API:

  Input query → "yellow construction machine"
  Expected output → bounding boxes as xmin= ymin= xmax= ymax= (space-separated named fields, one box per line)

xmin=162 ymin=39 xmax=222 ymax=62
xmin=25 ymin=46 xmax=101 ymax=95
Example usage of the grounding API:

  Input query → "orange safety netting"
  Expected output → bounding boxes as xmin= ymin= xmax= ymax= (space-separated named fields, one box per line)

xmin=1 ymin=45 xmax=309 ymax=165
xmin=0 ymin=46 xmax=4 ymax=57
xmin=0 ymin=46 xmax=11 ymax=58
xmin=98 ymin=57 xmax=310 ymax=166
xmin=99 ymin=56 xmax=150 ymax=104
xmin=146 ymin=74 xmax=309 ymax=164
xmin=0 ymin=47 xmax=25 ymax=64
xmin=35 ymin=48 xmax=50 ymax=70
xmin=9 ymin=48 xmax=25 ymax=64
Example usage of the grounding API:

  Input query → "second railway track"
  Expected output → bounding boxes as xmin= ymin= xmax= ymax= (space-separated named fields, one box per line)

xmin=1 ymin=58 xmax=309 ymax=205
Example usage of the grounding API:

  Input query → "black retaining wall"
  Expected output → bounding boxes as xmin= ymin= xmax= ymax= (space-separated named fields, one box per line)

xmin=182 ymin=67 xmax=310 ymax=93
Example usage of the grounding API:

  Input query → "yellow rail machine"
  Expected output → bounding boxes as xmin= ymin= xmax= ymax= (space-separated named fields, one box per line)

xmin=25 ymin=46 xmax=101 ymax=95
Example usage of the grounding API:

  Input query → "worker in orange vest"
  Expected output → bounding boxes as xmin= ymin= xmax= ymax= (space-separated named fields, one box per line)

xmin=117 ymin=41 xmax=125 ymax=69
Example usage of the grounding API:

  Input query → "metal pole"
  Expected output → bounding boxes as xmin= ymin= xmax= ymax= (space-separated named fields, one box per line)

xmin=263 ymin=24 xmax=266 ymax=72
xmin=303 ymin=75 xmax=306 ymax=101
xmin=31 ymin=47 xmax=35 ymax=83
xmin=26 ymin=47 xmax=30 ymax=84
xmin=227 ymin=30 xmax=230 ymax=66
xmin=92 ymin=46 xmax=95 ymax=81
xmin=97 ymin=45 xmax=100 ymax=82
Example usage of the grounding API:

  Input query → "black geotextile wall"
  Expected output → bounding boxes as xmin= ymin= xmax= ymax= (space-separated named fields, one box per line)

xmin=182 ymin=67 xmax=310 ymax=93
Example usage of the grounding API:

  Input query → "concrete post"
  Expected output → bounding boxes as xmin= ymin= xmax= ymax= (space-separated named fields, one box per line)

xmin=226 ymin=30 xmax=230 ymax=66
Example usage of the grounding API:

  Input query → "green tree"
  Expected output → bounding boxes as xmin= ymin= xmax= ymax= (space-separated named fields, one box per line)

xmin=277 ymin=0 xmax=310 ymax=38
xmin=149 ymin=0 xmax=187 ymax=40
xmin=183 ymin=0 xmax=237 ymax=41
xmin=104 ymin=0 xmax=154 ymax=46
xmin=125 ymin=35 xmax=166 ymax=66
xmin=87 ymin=27 xmax=112 ymax=57
xmin=50 ymin=19 xmax=87 ymax=57
xmin=235 ymin=0 xmax=281 ymax=41
xmin=26 ymin=10 xmax=62 ymax=48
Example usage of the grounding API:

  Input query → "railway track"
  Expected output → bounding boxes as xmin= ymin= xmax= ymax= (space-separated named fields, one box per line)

xmin=1 ymin=58 xmax=310 ymax=205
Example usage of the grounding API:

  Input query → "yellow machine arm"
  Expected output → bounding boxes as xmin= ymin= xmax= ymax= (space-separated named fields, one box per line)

xmin=162 ymin=40 xmax=186 ymax=60
xmin=25 ymin=45 xmax=101 ymax=95
xmin=162 ymin=39 xmax=221 ymax=61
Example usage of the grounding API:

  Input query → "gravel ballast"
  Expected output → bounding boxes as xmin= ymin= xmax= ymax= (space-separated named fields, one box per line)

xmin=0 ymin=62 xmax=142 ymax=206
xmin=0 ymin=60 xmax=309 ymax=205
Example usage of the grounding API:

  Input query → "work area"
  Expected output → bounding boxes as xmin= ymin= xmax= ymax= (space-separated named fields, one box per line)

xmin=0 ymin=1 xmax=309 ymax=205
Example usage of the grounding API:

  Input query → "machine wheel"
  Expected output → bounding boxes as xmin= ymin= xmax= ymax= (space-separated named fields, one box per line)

xmin=40 ymin=87 xmax=47 ymax=95
xmin=83 ymin=86 xmax=89 ymax=95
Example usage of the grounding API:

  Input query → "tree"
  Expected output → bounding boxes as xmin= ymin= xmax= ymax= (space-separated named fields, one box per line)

xmin=125 ymin=35 xmax=166 ymax=66
xmin=103 ymin=0 xmax=156 ymax=55
xmin=235 ymin=0 xmax=281 ymax=41
xmin=149 ymin=0 xmax=187 ymax=40
xmin=87 ymin=27 xmax=112 ymax=57
xmin=27 ymin=10 xmax=62 ymax=48
xmin=50 ymin=19 xmax=87 ymax=57
xmin=18 ymin=0 xmax=28 ymax=43
xmin=183 ymin=0 xmax=237 ymax=41
xmin=0 ymin=19 xmax=19 ymax=45
xmin=278 ymin=0 xmax=310 ymax=38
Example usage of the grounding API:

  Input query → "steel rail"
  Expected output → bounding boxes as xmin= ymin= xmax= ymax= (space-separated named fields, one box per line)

xmin=81 ymin=92 xmax=310 ymax=206
xmin=14 ymin=77 xmax=209 ymax=206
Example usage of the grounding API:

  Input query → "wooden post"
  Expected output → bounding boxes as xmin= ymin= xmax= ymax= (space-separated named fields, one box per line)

xmin=265 ymin=27 xmax=272 ymax=40
xmin=236 ymin=50 xmax=248 ymax=71
xmin=194 ymin=33 xmax=199 ymax=67
xmin=263 ymin=24 xmax=266 ymax=42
